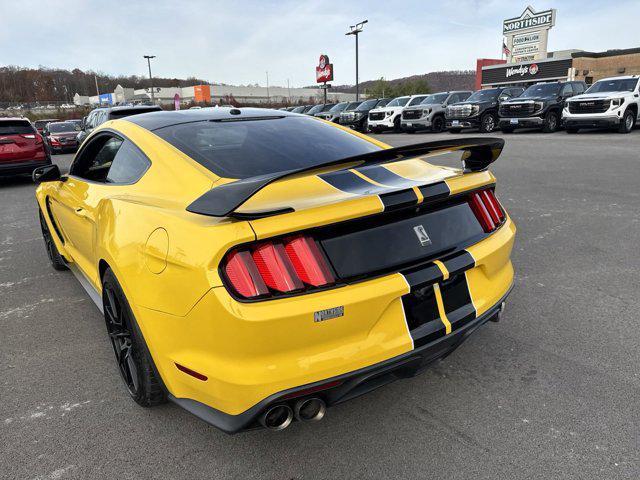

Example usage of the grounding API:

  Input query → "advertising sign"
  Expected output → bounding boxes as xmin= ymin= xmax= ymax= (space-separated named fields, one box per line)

xmin=503 ymin=7 xmax=555 ymax=34
xmin=502 ymin=6 xmax=556 ymax=63
xmin=316 ymin=54 xmax=334 ymax=83
xmin=99 ymin=93 xmax=114 ymax=105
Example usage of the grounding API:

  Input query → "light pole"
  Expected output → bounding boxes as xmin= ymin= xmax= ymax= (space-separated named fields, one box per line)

xmin=143 ymin=55 xmax=156 ymax=104
xmin=266 ymin=71 xmax=270 ymax=104
xmin=345 ymin=20 xmax=367 ymax=101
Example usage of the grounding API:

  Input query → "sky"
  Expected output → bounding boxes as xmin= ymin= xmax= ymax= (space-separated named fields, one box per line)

xmin=1 ymin=0 xmax=639 ymax=88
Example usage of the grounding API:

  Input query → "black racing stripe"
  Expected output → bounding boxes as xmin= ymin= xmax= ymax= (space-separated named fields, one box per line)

xmin=319 ymin=170 xmax=387 ymax=195
xmin=380 ymin=189 xmax=419 ymax=211
xmin=357 ymin=165 xmax=422 ymax=187
xmin=418 ymin=181 xmax=450 ymax=202
xmin=441 ymin=273 xmax=477 ymax=330
xmin=441 ymin=250 xmax=475 ymax=277
xmin=402 ymin=284 xmax=446 ymax=347
xmin=403 ymin=263 xmax=443 ymax=289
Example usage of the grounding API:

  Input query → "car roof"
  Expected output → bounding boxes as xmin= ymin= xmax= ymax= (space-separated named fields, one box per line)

xmin=0 ymin=117 xmax=30 ymax=122
xmin=125 ymin=107 xmax=302 ymax=131
xmin=595 ymin=75 xmax=639 ymax=82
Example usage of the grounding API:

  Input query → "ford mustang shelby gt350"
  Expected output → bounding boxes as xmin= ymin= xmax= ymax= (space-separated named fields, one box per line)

xmin=33 ymin=108 xmax=515 ymax=433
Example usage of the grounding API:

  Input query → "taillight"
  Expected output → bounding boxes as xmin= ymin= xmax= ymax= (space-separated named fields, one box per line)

xmin=223 ymin=235 xmax=335 ymax=299
xmin=468 ymin=189 xmax=505 ymax=233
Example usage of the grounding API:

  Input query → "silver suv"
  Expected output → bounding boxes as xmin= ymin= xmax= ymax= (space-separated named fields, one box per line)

xmin=401 ymin=91 xmax=472 ymax=133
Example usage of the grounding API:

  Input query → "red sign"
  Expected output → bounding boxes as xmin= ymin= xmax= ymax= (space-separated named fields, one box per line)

xmin=316 ymin=54 xmax=333 ymax=83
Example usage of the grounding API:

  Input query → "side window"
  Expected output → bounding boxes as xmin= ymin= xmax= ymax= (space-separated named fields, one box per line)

xmin=459 ymin=92 xmax=471 ymax=101
xmin=573 ymin=83 xmax=585 ymax=94
xmin=106 ymin=141 xmax=151 ymax=184
xmin=561 ymin=84 xmax=574 ymax=96
xmin=71 ymin=136 xmax=123 ymax=182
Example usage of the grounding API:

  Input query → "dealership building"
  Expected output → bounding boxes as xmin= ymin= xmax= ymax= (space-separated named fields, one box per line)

xmin=477 ymin=7 xmax=640 ymax=89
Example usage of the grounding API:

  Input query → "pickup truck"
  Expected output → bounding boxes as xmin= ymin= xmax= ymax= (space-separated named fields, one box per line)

xmin=562 ymin=75 xmax=639 ymax=133
xmin=498 ymin=81 xmax=587 ymax=133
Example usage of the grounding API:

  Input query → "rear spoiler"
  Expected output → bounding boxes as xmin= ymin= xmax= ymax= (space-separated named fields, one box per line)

xmin=187 ymin=137 xmax=504 ymax=218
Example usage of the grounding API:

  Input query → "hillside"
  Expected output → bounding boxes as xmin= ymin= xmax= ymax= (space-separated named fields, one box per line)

xmin=0 ymin=66 xmax=208 ymax=105
xmin=330 ymin=70 xmax=476 ymax=94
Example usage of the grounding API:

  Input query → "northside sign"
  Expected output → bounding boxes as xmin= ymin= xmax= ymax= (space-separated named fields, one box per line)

xmin=503 ymin=7 xmax=555 ymax=34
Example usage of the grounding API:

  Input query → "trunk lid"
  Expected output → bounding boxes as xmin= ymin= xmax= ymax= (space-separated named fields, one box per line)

xmin=0 ymin=120 xmax=43 ymax=163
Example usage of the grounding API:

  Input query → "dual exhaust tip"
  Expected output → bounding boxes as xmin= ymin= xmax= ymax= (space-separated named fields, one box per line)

xmin=259 ymin=397 xmax=326 ymax=431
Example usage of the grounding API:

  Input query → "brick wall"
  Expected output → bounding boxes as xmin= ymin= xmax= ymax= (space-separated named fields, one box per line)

xmin=573 ymin=52 xmax=640 ymax=83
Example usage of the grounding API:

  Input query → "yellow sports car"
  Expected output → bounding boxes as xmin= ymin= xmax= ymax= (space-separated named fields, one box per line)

xmin=33 ymin=108 xmax=515 ymax=432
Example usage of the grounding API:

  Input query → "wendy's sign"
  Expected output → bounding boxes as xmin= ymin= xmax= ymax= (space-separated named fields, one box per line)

xmin=316 ymin=54 xmax=333 ymax=83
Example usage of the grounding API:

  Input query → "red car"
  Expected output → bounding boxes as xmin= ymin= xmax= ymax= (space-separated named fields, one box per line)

xmin=42 ymin=121 xmax=80 ymax=154
xmin=0 ymin=118 xmax=51 ymax=176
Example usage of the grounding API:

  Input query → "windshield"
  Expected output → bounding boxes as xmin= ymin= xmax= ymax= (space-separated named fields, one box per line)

xmin=306 ymin=105 xmax=324 ymax=115
xmin=0 ymin=120 xmax=34 ymax=135
xmin=356 ymin=99 xmax=378 ymax=111
xmin=34 ymin=120 xmax=58 ymax=128
xmin=375 ymin=99 xmax=390 ymax=108
xmin=154 ymin=116 xmax=381 ymax=179
xmin=291 ymin=106 xmax=305 ymax=113
xmin=329 ymin=102 xmax=348 ymax=113
xmin=466 ymin=89 xmax=500 ymax=102
xmin=419 ymin=93 xmax=449 ymax=105
xmin=521 ymin=83 xmax=561 ymax=98
xmin=321 ymin=104 xmax=336 ymax=112
xmin=407 ymin=96 xmax=428 ymax=106
xmin=386 ymin=96 xmax=410 ymax=108
xmin=345 ymin=102 xmax=362 ymax=111
xmin=586 ymin=78 xmax=639 ymax=93
xmin=49 ymin=122 xmax=78 ymax=133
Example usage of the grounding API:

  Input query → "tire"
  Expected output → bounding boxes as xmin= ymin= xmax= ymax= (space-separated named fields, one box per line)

xmin=542 ymin=111 xmax=559 ymax=133
xmin=39 ymin=210 xmax=68 ymax=271
xmin=371 ymin=126 xmax=381 ymax=134
xmin=431 ymin=115 xmax=445 ymax=133
xmin=361 ymin=118 xmax=369 ymax=133
xmin=500 ymin=127 xmax=515 ymax=133
xmin=479 ymin=113 xmax=497 ymax=133
xmin=102 ymin=268 xmax=167 ymax=407
xmin=618 ymin=109 xmax=635 ymax=133
xmin=393 ymin=116 xmax=402 ymax=132
xmin=449 ymin=128 xmax=462 ymax=134
xmin=566 ymin=127 xmax=579 ymax=134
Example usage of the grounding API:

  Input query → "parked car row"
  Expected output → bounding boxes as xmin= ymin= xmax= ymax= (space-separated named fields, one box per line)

xmin=352 ymin=75 xmax=640 ymax=136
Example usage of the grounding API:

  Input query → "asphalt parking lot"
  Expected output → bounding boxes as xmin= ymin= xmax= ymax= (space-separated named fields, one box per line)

xmin=2 ymin=129 xmax=639 ymax=480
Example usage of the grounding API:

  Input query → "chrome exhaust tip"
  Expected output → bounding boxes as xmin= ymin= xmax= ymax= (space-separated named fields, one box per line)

xmin=259 ymin=404 xmax=293 ymax=431
xmin=294 ymin=397 xmax=326 ymax=422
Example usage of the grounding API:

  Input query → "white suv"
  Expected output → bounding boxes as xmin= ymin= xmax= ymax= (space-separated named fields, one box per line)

xmin=563 ymin=75 xmax=639 ymax=133
xmin=368 ymin=94 xmax=429 ymax=133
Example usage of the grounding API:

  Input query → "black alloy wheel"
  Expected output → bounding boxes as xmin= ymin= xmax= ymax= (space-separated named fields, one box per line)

xmin=431 ymin=115 xmax=445 ymax=132
xmin=480 ymin=113 xmax=497 ymax=133
xmin=102 ymin=269 xmax=166 ymax=407
xmin=542 ymin=111 xmax=559 ymax=133
xmin=39 ymin=210 xmax=68 ymax=271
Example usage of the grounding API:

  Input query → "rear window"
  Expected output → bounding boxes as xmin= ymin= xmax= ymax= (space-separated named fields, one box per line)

xmin=0 ymin=120 xmax=34 ymax=135
xmin=109 ymin=107 xmax=161 ymax=120
xmin=49 ymin=122 xmax=78 ymax=133
xmin=153 ymin=116 xmax=381 ymax=179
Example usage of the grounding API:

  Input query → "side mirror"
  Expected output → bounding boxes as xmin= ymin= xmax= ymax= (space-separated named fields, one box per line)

xmin=32 ymin=164 xmax=61 ymax=183
xmin=498 ymin=95 xmax=509 ymax=102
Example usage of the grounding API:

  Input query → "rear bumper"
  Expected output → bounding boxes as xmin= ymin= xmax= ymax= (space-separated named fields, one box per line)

xmin=498 ymin=117 xmax=544 ymax=129
xmin=0 ymin=158 xmax=51 ymax=176
xmin=170 ymin=287 xmax=511 ymax=433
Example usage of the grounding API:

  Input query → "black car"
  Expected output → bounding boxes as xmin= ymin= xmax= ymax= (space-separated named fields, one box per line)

xmin=77 ymin=105 xmax=162 ymax=144
xmin=498 ymin=81 xmax=587 ymax=133
xmin=315 ymin=102 xmax=350 ymax=122
xmin=306 ymin=103 xmax=335 ymax=116
xmin=339 ymin=99 xmax=390 ymax=132
xmin=446 ymin=87 xmax=524 ymax=133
